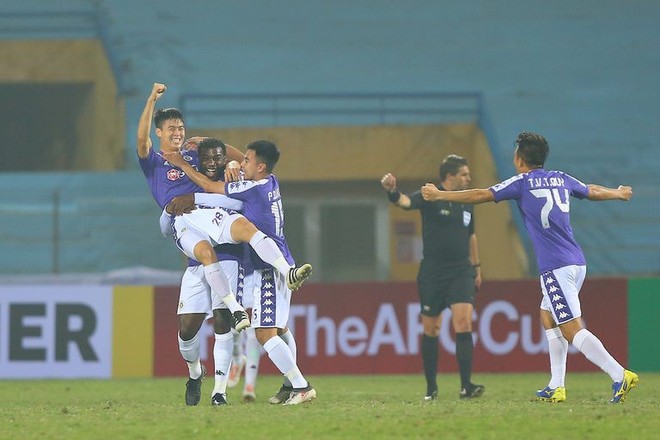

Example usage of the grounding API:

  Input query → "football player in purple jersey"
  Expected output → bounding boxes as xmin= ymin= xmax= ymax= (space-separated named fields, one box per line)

xmin=138 ymin=84 xmax=312 ymax=337
xmin=421 ymin=131 xmax=638 ymax=404
xmin=138 ymin=83 xmax=250 ymax=333
xmin=165 ymin=140 xmax=316 ymax=405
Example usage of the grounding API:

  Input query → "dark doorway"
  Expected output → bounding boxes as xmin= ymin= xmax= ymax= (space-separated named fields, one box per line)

xmin=0 ymin=83 xmax=91 ymax=171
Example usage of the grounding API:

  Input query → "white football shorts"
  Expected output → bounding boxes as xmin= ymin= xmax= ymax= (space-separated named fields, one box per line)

xmin=539 ymin=264 xmax=586 ymax=325
xmin=172 ymin=208 xmax=243 ymax=260
xmin=249 ymin=267 xmax=291 ymax=329
xmin=177 ymin=260 xmax=242 ymax=317
xmin=242 ymin=271 xmax=256 ymax=310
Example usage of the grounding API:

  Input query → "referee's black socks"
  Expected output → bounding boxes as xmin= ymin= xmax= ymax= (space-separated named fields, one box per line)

xmin=422 ymin=334 xmax=439 ymax=394
xmin=456 ymin=332 xmax=474 ymax=389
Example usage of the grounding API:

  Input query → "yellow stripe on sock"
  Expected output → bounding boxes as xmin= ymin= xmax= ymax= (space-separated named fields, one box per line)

xmin=112 ymin=286 xmax=154 ymax=377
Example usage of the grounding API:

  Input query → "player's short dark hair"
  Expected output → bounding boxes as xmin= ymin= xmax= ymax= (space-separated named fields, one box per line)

xmin=154 ymin=108 xmax=184 ymax=128
xmin=197 ymin=137 xmax=227 ymax=155
xmin=514 ymin=131 xmax=549 ymax=167
xmin=246 ymin=140 xmax=280 ymax=173
xmin=439 ymin=154 xmax=468 ymax=181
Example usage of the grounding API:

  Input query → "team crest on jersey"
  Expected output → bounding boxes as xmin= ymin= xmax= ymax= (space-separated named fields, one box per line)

xmin=167 ymin=169 xmax=181 ymax=181
xmin=463 ymin=211 xmax=471 ymax=227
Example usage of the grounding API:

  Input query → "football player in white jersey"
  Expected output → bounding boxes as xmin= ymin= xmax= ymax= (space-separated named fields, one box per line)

xmin=138 ymin=83 xmax=313 ymax=335
xmin=165 ymin=140 xmax=316 ymax=405
xmin=162 ymin=138 xmax=248 ymax=406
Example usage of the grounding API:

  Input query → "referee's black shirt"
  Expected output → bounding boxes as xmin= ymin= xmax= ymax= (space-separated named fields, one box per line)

xmin=406 ymin=186 xmax=475 ymax=271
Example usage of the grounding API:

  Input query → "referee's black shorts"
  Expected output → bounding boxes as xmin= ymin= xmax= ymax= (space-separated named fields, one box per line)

xmin=416 ymin=260 xmax=476 ymax=317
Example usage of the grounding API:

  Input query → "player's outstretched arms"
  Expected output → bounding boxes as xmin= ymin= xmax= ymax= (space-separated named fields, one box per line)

xmin=587 ymin=184 xmax=633 ymax=201
xmin=421 ymin=184 xmax=494 ymax=204
xmin=163 ymin=151 xmax=226 ymax=194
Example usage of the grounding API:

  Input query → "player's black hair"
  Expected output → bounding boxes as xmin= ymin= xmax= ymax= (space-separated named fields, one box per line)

xmin=197 ymin=137 xmax=227 ymax=155
xmin=514 ymin=131 xmax=549 ymax=168
xmin=154 ymin=108 xmax=184 ymax=128
xmin=246 ymin=140 xmax=280 ymax=173
xmin=439 ymin=154 xmax=469 ymax=181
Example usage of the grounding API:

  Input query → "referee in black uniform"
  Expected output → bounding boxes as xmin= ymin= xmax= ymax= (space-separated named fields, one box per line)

xmin=381 ymin=154 xmax=485 ymax=400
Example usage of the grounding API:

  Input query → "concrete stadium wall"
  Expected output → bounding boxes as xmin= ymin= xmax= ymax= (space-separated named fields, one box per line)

xmin=0 ymin=40 xmax=125 ymax=170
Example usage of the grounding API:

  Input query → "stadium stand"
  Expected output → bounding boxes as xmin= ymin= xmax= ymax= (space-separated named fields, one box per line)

xmin=0 ymin=1 xmax=657 ymax=277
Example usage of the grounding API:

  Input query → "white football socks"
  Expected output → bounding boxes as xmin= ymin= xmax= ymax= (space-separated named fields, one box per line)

xmin=231 ymin=328 xmax=244 ymax=364
xmin=249 ymin=231 xmax=292 ymax=277
xmin=244 ymin=328 xmax=262 ymax=389
xmin=263 ymin=336 xmax=307 ymax=389
xmin=179 ymin=332 xmax=202 ymax=379
xmin=212 ymin=332 xmax=233 ymax=396
xmin=203 ymin=263 xmax=243 ymax=314
xmin=279 ymin=330 xmax=298 ymax=388
xmin=572 ymin=329 xmax=624 ymax=383
xmin=545 ymin=327 xmax=568 ymax=388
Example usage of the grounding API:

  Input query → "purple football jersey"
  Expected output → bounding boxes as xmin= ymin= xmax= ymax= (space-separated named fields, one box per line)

xmin=489 ymin=169 xmax=590 ymax=273
xmin=138 ymin=148 xmax=203 ymax=210
xmin=225 ymin=175 xmax=295 ymax=267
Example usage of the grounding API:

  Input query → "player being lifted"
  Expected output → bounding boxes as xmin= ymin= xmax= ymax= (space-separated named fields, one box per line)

xmin=165 ymin=139 xmax=317 ymax=405
xmin=137 ymin=83 xmax=313 ymax=333
xmin=421 ymin=131 xmax=638 ymax=404
xmin=159 ymin=137 xmax=255 ymax=406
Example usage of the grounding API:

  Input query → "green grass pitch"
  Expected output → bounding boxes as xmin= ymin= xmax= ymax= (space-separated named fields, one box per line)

xmin=1 ymin=373 xmax=658 ymax=439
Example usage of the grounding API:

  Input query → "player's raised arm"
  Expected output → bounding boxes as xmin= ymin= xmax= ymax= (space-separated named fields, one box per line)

xmin=421 ymin=184 xmax=494 ymax=204
xmin=163 ymin=151 xmax=226 ymax=194
xmin=137 ymin=83 xmax=166 ymax=159
xmin=586 ymin=184 xmax=633 ymax=201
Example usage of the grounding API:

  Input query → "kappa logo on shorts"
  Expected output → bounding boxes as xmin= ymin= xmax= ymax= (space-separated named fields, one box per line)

xmin=542 ymin=271 xmax=573 ymax=323
xmin=179 ymin=301 xmax=184 ymax=309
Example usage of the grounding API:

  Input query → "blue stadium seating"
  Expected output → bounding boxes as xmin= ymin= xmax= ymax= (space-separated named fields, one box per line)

xmin=0 ymin=1 xmax=657 ymax=276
